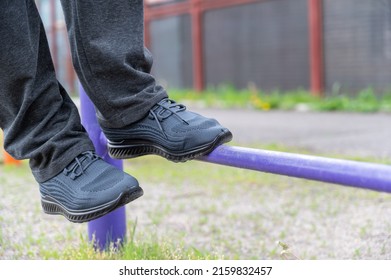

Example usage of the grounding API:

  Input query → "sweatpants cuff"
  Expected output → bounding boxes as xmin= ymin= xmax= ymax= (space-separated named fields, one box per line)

xmin=97 ymin=92 xmax=168 ymax=129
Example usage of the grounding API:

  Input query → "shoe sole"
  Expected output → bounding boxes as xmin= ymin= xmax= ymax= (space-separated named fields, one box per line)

xmin=41 ymin=186 xmax=143 ymax=223
xmin=107 ymin=130 xmax=233 ymax=162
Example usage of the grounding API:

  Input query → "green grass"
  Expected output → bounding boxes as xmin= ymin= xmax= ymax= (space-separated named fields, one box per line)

xmin=39 ymin=145 xmax=390 ymax=260
xmin=168 ymin=85 xmax=391 ymax=113
xmin=1 ymin=144 xmax=391 ymax=260
xmin=41 ymin=227 xmax=220 ymax=260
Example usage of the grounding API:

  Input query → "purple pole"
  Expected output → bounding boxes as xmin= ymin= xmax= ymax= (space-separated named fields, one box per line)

xmin=198 ymin=146 xmax=391 ymax=193
xmin=78 ymin=83 xmax=391 ymax=247
xmin=79 ymin=86 xmax=127 ymax=250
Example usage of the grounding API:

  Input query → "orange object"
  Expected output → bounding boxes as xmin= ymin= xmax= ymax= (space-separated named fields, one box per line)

xmin=3 ymin=151 xmax=21 ymax=165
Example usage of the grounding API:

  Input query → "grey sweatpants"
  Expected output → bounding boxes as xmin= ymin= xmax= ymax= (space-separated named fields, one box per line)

xmin=0 ymin=0 xmax=167 ymax=183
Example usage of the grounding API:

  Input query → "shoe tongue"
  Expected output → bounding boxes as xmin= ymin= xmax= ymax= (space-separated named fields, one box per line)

xmin=153 ymin=99 xmax=179 ymax=119
xmin=64 ymin=152 xmax=96 ymax=178
xmin=158 ymin=98 xmax=172 ymax=106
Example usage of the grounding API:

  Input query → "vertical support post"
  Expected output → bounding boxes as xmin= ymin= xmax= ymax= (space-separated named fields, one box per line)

xmin=191 ymin=0 xmax=204 ymax=91
xmin=308 ymin=0 xmax=324 ymax=96
xmin=50 ymin=0 xmax=58 ymax=69
xmin=144 ymin=3 xmax=151 ymax=49
xmin=66 ymin=44 xmax=76 ymax=93
xmin=144 ymin=19 xmax=151 ymax=50
xmin=79 ymin=85 xmax=127 ymax=250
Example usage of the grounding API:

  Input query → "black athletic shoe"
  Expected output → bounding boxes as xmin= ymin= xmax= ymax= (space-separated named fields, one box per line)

xmin=39 ymin=151 xmax=143 ymax=223
xmin=102 ymin=98 xmax=233 ymax=162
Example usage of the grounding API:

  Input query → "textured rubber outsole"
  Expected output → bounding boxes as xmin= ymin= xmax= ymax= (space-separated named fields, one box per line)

xmin=41 ymin=186 xmax=143 ymax=223
xmin=107 ymin=130 xmax=233 ymax=162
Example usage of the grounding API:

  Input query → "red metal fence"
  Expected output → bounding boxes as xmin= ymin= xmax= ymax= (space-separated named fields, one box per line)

xmin=145 ymin=0 xmax=323 ymax=95
xmin=38 ymin=0 xmax=391 ymax=96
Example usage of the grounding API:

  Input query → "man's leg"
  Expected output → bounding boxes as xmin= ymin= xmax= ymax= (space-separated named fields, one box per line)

xmin=59 ymin=0 xmax=167 ymax=129
xmin=0 ymin=0 xmax=92 ymax=182
xmin=60 ymin=0 xmax=232 ymax=162
xmin=0 ymin=1 xmax=142 ymax=223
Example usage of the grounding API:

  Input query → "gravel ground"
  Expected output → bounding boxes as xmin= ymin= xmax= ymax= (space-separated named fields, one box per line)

xmin=1 ymin=159 xmax=391 ymax=260
xmin=1 ymin=110 xmax=390 ymax=260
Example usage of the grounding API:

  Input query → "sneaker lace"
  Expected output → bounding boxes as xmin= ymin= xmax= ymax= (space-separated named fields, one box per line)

xmin=62 ymin=151 xmax=99 ymax=180
xmin=148 ymin=98 xmax=189 ymax=138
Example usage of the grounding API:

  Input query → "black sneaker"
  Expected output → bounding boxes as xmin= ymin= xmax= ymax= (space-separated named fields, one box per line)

xmin=102 ymin=98 xmax=232 ymax=162
xmin=39 ymin=151 xmax=143 ymax=223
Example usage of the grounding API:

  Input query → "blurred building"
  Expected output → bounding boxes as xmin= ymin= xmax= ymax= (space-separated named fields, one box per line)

xmin=35 ymin=0 xmax=391 ymax=96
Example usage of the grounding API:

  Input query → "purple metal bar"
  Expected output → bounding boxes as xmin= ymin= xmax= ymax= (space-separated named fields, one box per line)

xmin=79 ymin=81 xmax=391 ymax=248
xmin=79 ymin=86 xmax=127 ymax=250
xmin=198 ymin=146 xmax=391 ymax=193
